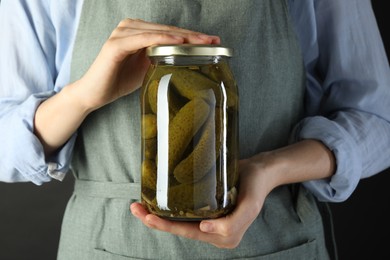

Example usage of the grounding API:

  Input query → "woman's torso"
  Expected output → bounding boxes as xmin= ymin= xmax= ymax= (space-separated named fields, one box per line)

xmin=58 ymin=1 xmax=329 ymax=259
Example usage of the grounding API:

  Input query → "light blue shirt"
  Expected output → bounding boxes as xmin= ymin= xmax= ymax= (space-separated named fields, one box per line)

xmin=1 ymin=0 xmax=390 ymax=202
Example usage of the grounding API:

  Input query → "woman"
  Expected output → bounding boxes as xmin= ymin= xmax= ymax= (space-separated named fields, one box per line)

xmin=1 ymin=0 xmax=389 ymax=259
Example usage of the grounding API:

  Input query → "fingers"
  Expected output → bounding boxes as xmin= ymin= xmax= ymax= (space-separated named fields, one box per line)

xmin=130 ymin=158 xmax=269 ymax=249
xmin=112 ymin=18 xmax=220 ymax=44
xmin=144 ymin=214 xmax=205 ymax=241
xmin=130 ymin=203 xmax=198 ymax=238
xmin=104 ymin=32 xmax=184 ymax=58
xmin=81 ymin=18 xmax=220 ymax=110
xmin=103 ymin=19 xmax=220 ymax=62
xmin=117 ymin=18 xmax=217 ymax=39
xmin=104 ymin=18 xmax=220 ymax=63
xmin=130 ymin=203 xmax=217 ymax=242
xmin=130 ymin=159 xmax=266 ymax=249
xmin=111 ymin=28 xmax=219 ymax=45
xmin=117 ymin=18 xmax=180 ymax=30
xmin=197 ymin=192 xmax=261 ymax=248
xmin=130 ymin=202 xmax=252 ymax=249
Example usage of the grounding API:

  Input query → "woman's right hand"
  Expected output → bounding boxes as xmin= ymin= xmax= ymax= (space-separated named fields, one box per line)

xmin=74 ymin=19 xmax=220 ymax=111
xmin=34 ymin=19 xmax=219 ymax=155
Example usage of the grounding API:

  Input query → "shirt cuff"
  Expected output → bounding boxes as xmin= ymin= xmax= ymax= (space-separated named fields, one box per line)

xmin=46 ymin=133 xmax=77 ymax=181
xmin=2 ymin=92 xmax=76 ymax=185
xmin=291 ymin=116 xmax=362 ymax=202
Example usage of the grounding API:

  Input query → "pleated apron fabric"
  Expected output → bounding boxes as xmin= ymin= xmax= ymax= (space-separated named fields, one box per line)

xmin=57 ymin=0 xmax=330 ymax=259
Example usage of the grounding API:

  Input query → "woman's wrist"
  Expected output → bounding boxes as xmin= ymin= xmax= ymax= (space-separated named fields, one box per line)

xmin=63 ymin=79 xmax=102 ymax=113
xmin=246 ymin=139 xmax=336 ymax=195
xmin=34 ymin=82 xmax=95 ymax=155
xmin=245 ymin=151 xmax=286 ymax=200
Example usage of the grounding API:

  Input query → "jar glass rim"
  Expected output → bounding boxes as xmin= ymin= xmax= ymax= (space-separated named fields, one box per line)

xmin=146 ymin=44 xmax=233 ymax=57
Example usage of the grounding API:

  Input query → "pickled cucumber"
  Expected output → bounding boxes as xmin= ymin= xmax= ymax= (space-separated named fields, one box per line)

xmin=174 ymin=108 xmax=223 ymax=184
xmin=144 ymin=138 xmax=157 ymax=160
xmin=168 ymin=97 xmax=210 ymax=173
xmin=147 ymin=79 xmax=159 ymax=114
xmin=201 ymin=64 xmax=239 ymax=109
xmin=147 ymin=78 xmax=185 ymax=117
xmin=168 ymin=170 xmax=217 ymax=210
xmin=141 ymin=159 xmax=157 ymax=190
xmin=141 ymin=58 xmax=239 ymax=220
xmin=170 ymin=68 xmax=222 ymax=105
xmin=168 ymin=87 xmax=186 ymax=115
xmin=141 ymin=114 xmax=157 ymax=139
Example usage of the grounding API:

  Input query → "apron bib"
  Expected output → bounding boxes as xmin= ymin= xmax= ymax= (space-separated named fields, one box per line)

xmin=58 ymin=1 xmax=330 ymax=259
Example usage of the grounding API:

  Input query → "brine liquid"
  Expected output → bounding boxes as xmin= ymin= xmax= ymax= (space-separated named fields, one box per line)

xmin=140 ymin=62 xmax=238 ymax=220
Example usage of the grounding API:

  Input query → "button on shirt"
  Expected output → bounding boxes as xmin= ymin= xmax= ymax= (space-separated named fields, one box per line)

xmin=1 ymin=0 xmax=390 ymax=202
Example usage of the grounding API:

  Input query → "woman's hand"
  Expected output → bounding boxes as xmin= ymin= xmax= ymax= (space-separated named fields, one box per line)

xmin=34 ymin=19 xmax=219 ymax=154
xmin=131 ymin=140 xmax=336 ymax=248
xmin=75 ymin=19 xmax=220 ymax=111
xmin=131 ymin=156 xmax=276 ymax=249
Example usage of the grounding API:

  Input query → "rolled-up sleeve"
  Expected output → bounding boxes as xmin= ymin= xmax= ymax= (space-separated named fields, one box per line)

xmin=0 ymin=94 xmax=77 ymax=184
xmin=0 ymin=0 xmax=80 ymax=185
xmin=289 ymin=0 xmax=390 ymax=202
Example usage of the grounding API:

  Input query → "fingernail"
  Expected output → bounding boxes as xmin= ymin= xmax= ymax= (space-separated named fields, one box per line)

xmin=130 ymin=204 xmax=140 ymax=216
xmin=200 ymin=222 xmax=214 ymax=233
xmin=211 ymin=36 xmax=221 ymax=44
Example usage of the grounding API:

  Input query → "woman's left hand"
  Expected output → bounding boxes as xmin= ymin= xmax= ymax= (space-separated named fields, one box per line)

xmin=131 ymin=156 xmax=276 ymax=249
xmin=131 ymin=140 xmax=336 ymax=248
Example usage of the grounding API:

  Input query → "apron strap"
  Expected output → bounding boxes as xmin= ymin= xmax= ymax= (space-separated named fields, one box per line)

xmin=74 ymin=179 xmax=141 ymax=201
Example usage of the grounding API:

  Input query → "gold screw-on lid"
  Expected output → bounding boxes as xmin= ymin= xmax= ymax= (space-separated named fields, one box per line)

xmin=146 ymin=44 xmax=233 ymax=57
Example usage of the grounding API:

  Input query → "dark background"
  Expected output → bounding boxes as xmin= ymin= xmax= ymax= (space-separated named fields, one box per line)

xmin=0 ymin=1 xmax=389 ymax=259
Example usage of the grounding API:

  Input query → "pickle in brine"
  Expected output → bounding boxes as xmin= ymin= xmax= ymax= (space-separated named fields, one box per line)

xmin=168 ymin=97 xmax=210 ymax=173
xmin=174 ymin=108 xmax=223 ymax=184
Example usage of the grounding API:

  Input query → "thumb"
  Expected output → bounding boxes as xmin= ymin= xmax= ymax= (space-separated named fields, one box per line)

xmin=199 ymin=194 xmax=261 ymax=236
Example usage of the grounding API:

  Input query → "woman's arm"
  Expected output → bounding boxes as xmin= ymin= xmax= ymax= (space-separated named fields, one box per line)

xmin=34 ymin=19 xmax=220 ymax=155
xmin=289 ymin=0 xmax=390 ymax=202
xmin=0 ymin=0 xmax=80 ymax=184
xmin=131 ymin=0 xmax=390 ymax=248
xmin=0 ymin=0 xmax=219 ymax=184
xmin=131 ymin=139 xmax=335 ymax=248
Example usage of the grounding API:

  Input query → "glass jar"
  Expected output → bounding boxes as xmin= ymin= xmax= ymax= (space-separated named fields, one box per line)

xmin=140 ymin=44 xmax=239 ymax=220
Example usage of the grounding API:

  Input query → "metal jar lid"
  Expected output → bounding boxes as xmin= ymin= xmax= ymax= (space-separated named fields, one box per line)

xmin=146 ymin=44 xmax=233 ymax=57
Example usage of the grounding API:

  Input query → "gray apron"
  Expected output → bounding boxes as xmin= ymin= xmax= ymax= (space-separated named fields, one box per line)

xmin=57 ymin=0 xmax=330 ymax=259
